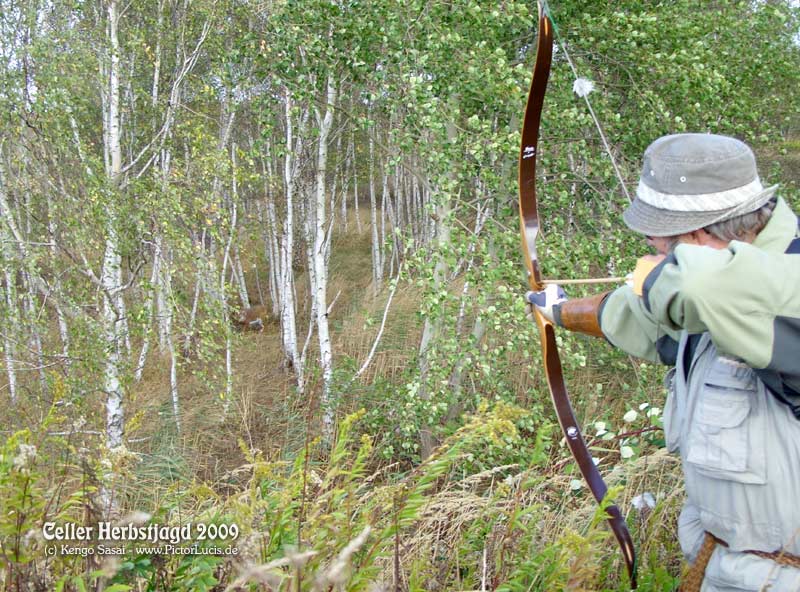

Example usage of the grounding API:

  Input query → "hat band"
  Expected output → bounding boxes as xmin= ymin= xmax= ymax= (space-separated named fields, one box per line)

xmin=636 ymin=178 xmax=765 ymax=212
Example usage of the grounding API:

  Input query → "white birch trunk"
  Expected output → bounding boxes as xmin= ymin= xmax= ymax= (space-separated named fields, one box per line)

xmin=220 ymin=145 xmax=241 ymax=410
xmin=258 ymin=142 xmax=281 ymax=315
xmin=134 ymin=237 xmax=160 ymax=382
xmin=417 ymin=195 xmax=450 ymax=459
xmin=102 ymin=0 xmax=126 ymax=452
xmin=340 ymin=136 xmax=351 ymax=232
xmin=0 ymin=220 xmax=18 ymax=403
xmin=446 ymin=204 xmax=491 ymax=423
xmin=100 ymin=237 xmax=125 ymax=451
xmin=159 ymin=237 xmax=179 ymax=432
xmin=263 ymin=195 xmax=281 ymax=317
xmin=167 ymin=328 xmax=180 ymax=434
xmin=1 ymin=285 xmax=18 ymax=403
xmin=424 ymin=184 xmax=435 ymax=244
xmin=393 ymin=163 xmax=404 ymax=233
xmin=151 ymin=0 xmax=163 ymax=108
xmin=412 ymin=173 xmax=422 ymax=244
xmin=278 ymin=90 xmax=302 ymax=386
xmin=21 ymin=270 xmax=48 ymax=394
xmin=0 ymin=170 xmax=26 ymax=402
xmin=232 ymin=245 xmax=250 ymax=307
xmin=155 ymin=231 xmax=170 ymax=351
xmin=312 ymin=76 xmax=337 ymax=435
xmin=352 ymin=133 xmax=361 ymax=233
xmin=220 ymin=202 xmax=235 ymax=410
xmin=368 ymin=133 xmax=382 ymax=295
xmin=184 ymin=243 xmax=203 ymax=358
xmin=329 ymin=129 xmax=341 ymax=229
xmin=380 ymin=165 xmax=389 ymax=276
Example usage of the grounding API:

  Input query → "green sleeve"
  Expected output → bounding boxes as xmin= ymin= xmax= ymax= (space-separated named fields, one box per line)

xmin=642 ymin=242 xmax=799 ymax=369
xmin=600 ymin=284 xmax=681 ymax=364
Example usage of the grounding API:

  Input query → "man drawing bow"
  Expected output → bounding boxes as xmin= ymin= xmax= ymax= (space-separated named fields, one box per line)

xmin=529 ymin=133 xmax=800 ymax=590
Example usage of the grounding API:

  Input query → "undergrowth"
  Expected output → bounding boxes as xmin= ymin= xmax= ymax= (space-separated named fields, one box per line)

xmin=0 ymin=399 xmax=682 ymax=591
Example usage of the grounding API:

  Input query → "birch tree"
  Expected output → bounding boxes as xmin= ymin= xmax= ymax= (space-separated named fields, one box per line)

xmin=0 ymin=168 xmax=19 ymax=404
xmin=310 ymin=75 xmax=337 ymax=434
xmin=99 ymin=0 xmax=126 ymax=451
xmin=276 ymin=89 xmax=306 ymax=383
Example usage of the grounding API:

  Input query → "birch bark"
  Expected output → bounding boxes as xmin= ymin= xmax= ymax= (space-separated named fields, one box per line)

xmin=368 ymin=131 xmax=383 ymax=295
xmin=311 ymin=76 xmax=337 ymax=435
xmin=276 ymin=89 xmax=304 ymax=386
xmin=100 ymin=0 xmax=126 ymax=451
xmin=352 ymin=133 xmax=361 ymax=233
xmin=0 ymin=211 xmax=18 ymax=404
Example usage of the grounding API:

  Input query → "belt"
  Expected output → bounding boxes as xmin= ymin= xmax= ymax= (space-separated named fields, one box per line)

xmin=680 ymin=532 xmax=800 ymax=592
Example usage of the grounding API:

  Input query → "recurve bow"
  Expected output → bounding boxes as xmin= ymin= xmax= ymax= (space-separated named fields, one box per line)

xmin=518 ymin=2 xmax=637 ymax=586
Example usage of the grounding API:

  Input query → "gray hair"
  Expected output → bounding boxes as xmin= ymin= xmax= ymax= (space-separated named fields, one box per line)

xmin=704 ymin=197 xmax=777 ymax=242
xmin=658 ymin=197 xmax=777 ymax=253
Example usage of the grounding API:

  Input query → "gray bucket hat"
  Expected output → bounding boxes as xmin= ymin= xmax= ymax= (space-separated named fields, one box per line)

xmin=623 ymin=133 xmax=778 ymax=237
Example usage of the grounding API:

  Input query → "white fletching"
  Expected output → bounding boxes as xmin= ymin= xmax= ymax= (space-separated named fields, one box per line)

xmin=573 ymin=77 xmax=595 ymax=98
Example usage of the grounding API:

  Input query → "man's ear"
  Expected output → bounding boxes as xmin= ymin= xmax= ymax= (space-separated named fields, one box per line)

xmin=675 ymin=229 xmax=703 ymax=246
xmin=691 ymin=228 xmax=730 ymax=248
xmin=691 ymin=229 xmax=709 ymax=244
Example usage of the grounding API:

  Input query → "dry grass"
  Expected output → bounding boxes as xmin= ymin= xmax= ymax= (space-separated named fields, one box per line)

xmin=388 ymin=445 xmax=683 ymax=590
xmin=335 ymin=285 xmax=423 ymax=386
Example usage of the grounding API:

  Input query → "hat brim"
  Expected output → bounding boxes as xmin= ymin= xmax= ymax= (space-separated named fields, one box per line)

xmin=622 ymin=184 xmax=778 ymax=237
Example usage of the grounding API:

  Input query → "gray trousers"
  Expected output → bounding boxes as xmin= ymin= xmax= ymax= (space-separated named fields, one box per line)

xmin=680 ymin=505 xmax=800 ymax=591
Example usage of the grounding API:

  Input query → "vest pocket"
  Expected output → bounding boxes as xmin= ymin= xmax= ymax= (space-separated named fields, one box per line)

xmin=686 ymin=364 xmax=766 ymax=484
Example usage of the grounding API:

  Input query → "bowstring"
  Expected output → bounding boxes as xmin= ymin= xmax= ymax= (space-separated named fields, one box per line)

xmin=540 ymin=1 xmax=633 ymax=203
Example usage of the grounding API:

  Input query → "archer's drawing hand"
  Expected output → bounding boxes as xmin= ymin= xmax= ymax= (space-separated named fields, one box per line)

xmin=624 ymin=255 xmax=665 ymax=296
xmin=525 ymin=284 xmax=567 ymax=323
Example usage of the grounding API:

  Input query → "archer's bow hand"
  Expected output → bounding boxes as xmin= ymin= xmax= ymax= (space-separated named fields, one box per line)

xmin=526 ymin=284 xmax=568 ymax=323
